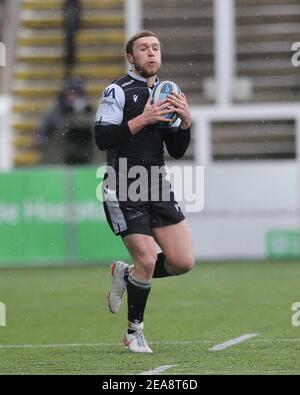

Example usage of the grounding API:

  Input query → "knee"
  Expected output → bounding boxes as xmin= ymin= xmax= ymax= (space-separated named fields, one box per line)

xmin=185 ymin=255 xmax=196 ymax=272
xmin=167 ymin=254 xmax=195 ymax=275
xmin=179 ymin=256 xmax=195 ymax=273
xmin=134 ymin=249 xmax=157 ymax=275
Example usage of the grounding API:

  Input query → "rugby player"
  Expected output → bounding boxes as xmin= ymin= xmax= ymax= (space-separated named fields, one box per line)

xmin=95 ymin=30 xmax=195 ymax=353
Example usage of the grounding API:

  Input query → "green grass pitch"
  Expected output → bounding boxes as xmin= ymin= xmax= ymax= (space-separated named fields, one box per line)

xmin=0 ymin=261 xmax=300 ymax=375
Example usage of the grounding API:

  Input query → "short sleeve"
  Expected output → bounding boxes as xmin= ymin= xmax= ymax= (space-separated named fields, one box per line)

xmin=95 ymin=83 xmax=125 ymax=125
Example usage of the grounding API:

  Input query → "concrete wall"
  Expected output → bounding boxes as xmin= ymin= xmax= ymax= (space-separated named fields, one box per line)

xmin=177 ymin=161 xmax=300 ymax=260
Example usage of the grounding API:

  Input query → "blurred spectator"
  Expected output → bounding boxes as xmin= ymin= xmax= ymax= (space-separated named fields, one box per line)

xmin=38 ymin=78 xmax=94 ymax=165
xmin=63 ymin=0 xmax=81 ymax=79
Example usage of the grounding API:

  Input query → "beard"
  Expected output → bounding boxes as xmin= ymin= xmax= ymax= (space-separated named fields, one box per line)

xmin=133 ymin=60 xmax=161 ymax=78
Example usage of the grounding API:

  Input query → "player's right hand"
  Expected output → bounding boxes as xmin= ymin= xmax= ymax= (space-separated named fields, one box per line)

xmin=142 ymin=96 xmax=176 ymax=125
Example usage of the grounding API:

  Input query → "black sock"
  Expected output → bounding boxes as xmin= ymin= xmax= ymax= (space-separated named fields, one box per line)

xmin=127 ymin=274 xmax=151 ymax=324
xmin=123 ymin=266 xmax=129 ymax=282
xmin=153 ymin=253 xmax=174 ymax=278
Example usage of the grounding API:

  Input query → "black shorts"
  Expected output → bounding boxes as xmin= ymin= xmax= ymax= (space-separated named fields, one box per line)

xmin=102 ymin=186 xmax=185 ymax=238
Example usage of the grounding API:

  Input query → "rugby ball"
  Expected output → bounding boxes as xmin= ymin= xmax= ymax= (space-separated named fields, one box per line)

xmin=152 ymin=80 xmax=181 ymax=126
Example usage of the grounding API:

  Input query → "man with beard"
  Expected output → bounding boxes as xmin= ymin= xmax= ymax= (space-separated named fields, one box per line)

xmin=94 ymin=31 xmax=195 ymax=353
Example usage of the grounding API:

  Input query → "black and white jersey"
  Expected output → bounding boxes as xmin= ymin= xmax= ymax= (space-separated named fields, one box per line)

xmin=94 ymin=70 xmax=189 ymax=168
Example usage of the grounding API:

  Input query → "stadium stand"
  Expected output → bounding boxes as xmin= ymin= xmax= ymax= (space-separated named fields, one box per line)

xmin=0 ymin=0 xmax=6 ymax=94
xmin=143 ymin=0 xmax=300 ymax=105
xmin=0 ymin=3 xmax=3 ymax=91
xmin=0 ymin=1 xmax=3 ymax=41
xmin=12 ymin=0 xmax=125 ymax=166
xmin=0 ymin=2 xmax=3 ymax=93
xmin=143 ymin=0 xmax=214 ymax=106
xmin=216 ymin=0 xmax=299 ymax=160
xmin=235 ymin=0 xmax=300 ymax=103
xmin=143 ymin=0 xmax=214 ymax=161
xmin=8 ymin=0 xmax=300 ymax=165
xmin=212 ymin=119 xmax=296 ymax=160
xmin=143 ymin=0 xmax=299 ymax=161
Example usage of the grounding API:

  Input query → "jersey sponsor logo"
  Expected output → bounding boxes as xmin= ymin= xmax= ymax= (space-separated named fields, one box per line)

xmin=100 ymin=98 xmax=115 ymax=106
xmin=121 ymin=79 xmax=134 ymax=87
xmin=104 ymin=87 xmax=116 ymax=99
xmin=132 ymin=94 xmax=139 ymax=102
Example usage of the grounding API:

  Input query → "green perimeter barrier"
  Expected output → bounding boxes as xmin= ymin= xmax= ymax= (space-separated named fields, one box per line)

xmin=267 ymin=230 xmax=300 ymax=259
xmin=0 ymin=167 xmax=130 ymax=267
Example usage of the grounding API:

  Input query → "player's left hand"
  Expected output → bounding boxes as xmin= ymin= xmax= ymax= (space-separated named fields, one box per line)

xmin=167 ymin=92 xmax=192 ymax=129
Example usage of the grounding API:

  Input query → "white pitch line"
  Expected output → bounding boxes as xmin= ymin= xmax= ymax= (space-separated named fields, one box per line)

xmin=0 ymin=342 xmax=119 ymax=349
xmin=251 ymin=338 xmax=300 ymax=343
xmin=138 ymin=365 xmax=176 ymax=375
xmin=0 ymin=340 xmax=213 ymax=350
xmin=209 ymin=333 xmax=258 ymax=351
xmin=3 ymin=336 xmax=300 ymax=351
xmin=151 ymin=340 xmax=213 ymax=345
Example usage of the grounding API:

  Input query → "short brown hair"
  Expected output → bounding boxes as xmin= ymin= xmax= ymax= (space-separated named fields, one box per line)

xmin=125 ymin=30 xmax=160 ymax=55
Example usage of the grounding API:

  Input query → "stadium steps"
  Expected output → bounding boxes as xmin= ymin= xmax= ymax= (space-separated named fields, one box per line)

xmin=238 ymin=0 xmax=299 ymax=5
xmin=236 ymin=5 xmax=300 ymax=21
xmin=143 ymin=0 xmax=214 ymax=105
xmin=13 ymin=135 xmax=36 ymax=147
xmin=22 ymin=0 xmax=123 ymax=11
xmin=237 ymin=59 xmax=298 ymax=75
xmin=238 ymin=23 xmax=300 ymax=42
xmin=11 ymin=0 xmax=125 ymax=167
xmin=12 ymin=117 xmax=39 ymax=134
xmin=235 ymin=0 xmax=300 ymax=103
xmin=212 ymin=120 xmax=296 ymax=160
xmin=15 ymin=64 xmax=125 ymax=80
xmin=12 ymin=81 xmax=106 ymax=98
xmin=145 ymin=0 xmax=300 ymax=104
xmin=18 ymin=28 xmax=125 ymax=47
xmin=16 ymin=48 xmax=123 ymax=63
xmin=145 ymin=0 xmax=299 ymax=160
xmin=0 ymin=2 xmax=3 ymax=42
xmin=20 ymin=10 xmax=124 ymax=29
xmin=13 ymin=100 xmax=59 ymax=115
xmin=14 ymin=151 xmax=42 ymax=166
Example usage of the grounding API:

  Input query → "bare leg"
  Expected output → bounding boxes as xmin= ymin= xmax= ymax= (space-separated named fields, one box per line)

xmin=152 ymin=219 xmax=195 ymax=275
xmin=122 ymin=233 xmax=157 ymax=282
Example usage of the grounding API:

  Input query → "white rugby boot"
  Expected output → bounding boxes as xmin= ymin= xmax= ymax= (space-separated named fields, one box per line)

xmin=123 ymin=323 xmax=153 ymax=353
xmin=107 ymin=260 xmax=129 ymax=314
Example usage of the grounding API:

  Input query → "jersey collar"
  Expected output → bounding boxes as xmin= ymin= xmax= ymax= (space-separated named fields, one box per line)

xmin=128 ymin=70 xmax=159 ymax=87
